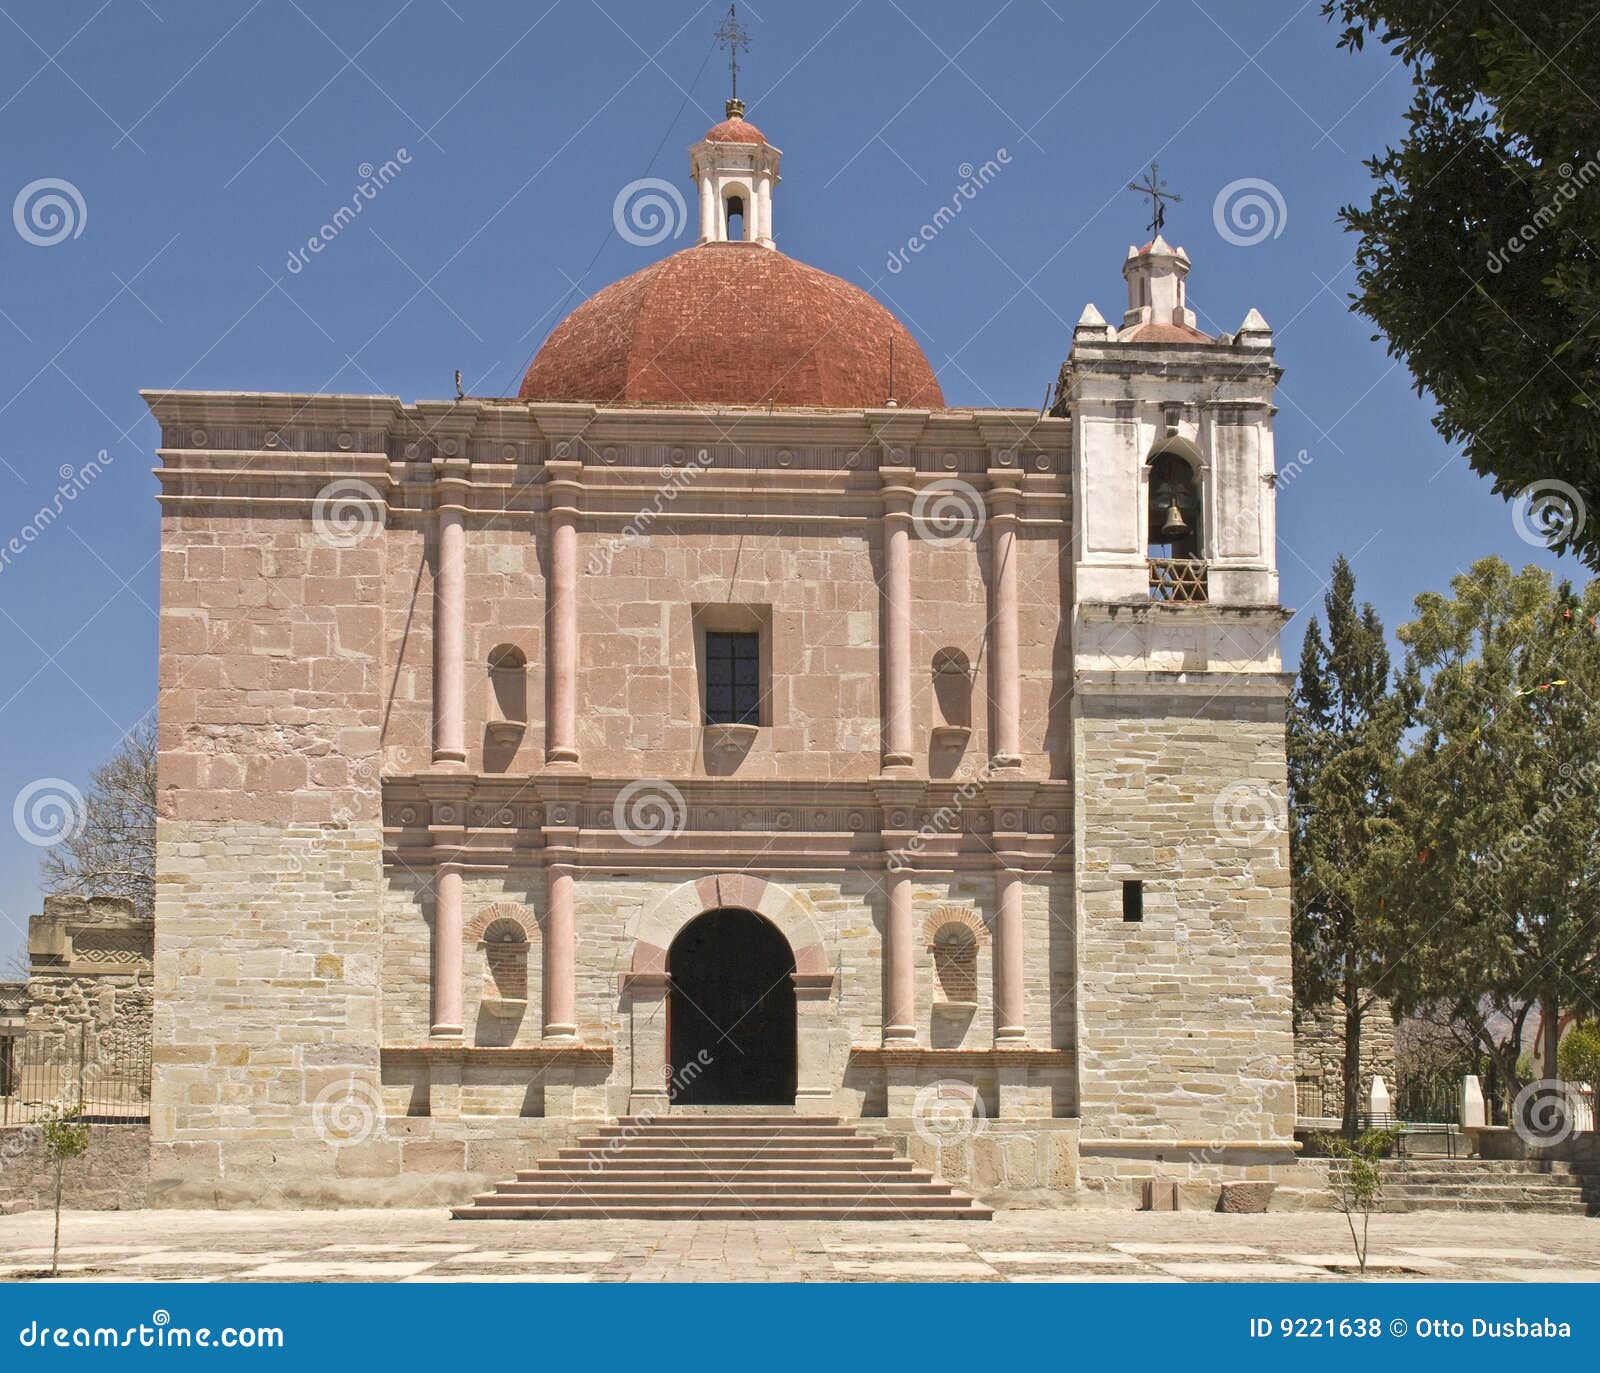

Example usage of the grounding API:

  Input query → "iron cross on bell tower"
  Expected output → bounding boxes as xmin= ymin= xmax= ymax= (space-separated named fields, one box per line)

xmin=715 ymin=4 xmax=752 ymax=118
xmin=1127 ymin=163 xmax=1181 ymax=236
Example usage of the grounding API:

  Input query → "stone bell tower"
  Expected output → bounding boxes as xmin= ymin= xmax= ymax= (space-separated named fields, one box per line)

xmin=1059 ymin=237 xmax=1299 ymax=1188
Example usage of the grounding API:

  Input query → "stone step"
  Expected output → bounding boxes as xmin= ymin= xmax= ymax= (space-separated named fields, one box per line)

xmin=554 ymin=1145 xmax=902 ymax=1162
xmin=1376 ymin=1171 xmax=1600 ymax=1190
xmin=456 ymin=1113 xmax=988 ymax=1221
xmin=1378 ymin=1198 xmax=1593 ymax=1216
xmin=521 ymin=1166 xmax=929 ymax=1183
xmin=585 ymin=1126 xmax=863 ymax=1141
xmin=1327 ymin=1159 xmax=1600 ymax=1215
xmin=1332 ymin=1160 xmax=1592 ymax=1176
xmin=454 ymin=1203 xmax=994 ymax=1221
xmin=486 ymin=1171 xmax=960 ymax=1190
xmin=1380 ymin=1183 xmax=1591 ymax=1201
xmin=613 ymin=1114 xmax=834 ymax=1126
xmin=573 ymin=1133 xmax=878 ymax=1149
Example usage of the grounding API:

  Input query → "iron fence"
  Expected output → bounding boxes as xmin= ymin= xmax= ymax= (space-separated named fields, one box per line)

xmin=0 ymin=1023 xmax=151 ymax=1127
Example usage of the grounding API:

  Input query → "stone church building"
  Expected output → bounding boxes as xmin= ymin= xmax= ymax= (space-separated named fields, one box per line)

xmin=145 ymin=103 xmax=1297 ymax=1210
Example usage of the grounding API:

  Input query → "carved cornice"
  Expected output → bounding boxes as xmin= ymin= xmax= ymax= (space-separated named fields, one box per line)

xmin=146 ymin=393 xmax=1072 ymax=513
xmin=381 ymin=774 xmax=1073 ymax=873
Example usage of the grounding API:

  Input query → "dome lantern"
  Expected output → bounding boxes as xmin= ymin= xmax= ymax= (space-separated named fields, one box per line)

xmin=691 ymin=102 xmax=780 ymax=248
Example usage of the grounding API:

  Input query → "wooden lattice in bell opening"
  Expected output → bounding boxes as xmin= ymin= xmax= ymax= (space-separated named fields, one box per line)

xmin=1148 ymin=557 xmax=1209 ymax=603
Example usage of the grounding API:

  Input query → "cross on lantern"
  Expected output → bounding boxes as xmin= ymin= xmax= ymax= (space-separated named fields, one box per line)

xmin=1127 ymin=163 xmax=1181 ymax=236
xmin=715 ymin=5 xmax=751 ymax=103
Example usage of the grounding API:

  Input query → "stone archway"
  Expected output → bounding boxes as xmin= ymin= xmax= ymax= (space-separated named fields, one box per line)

xmin=668 ymin=908 xmax=796 ymax=1105
xmin=625 ymin=874 xmax=834 ymax=1113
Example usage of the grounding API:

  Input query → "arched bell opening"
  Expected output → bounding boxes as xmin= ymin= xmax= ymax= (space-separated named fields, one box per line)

xmin=1146 ymin=450 xmax=1202 ymax=560
xmin=1146 ymin=449 xmax=1208 ymax=604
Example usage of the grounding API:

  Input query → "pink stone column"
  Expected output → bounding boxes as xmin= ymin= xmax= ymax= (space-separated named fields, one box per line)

xmin=989 ymin=482 xmax=1022 ymax=768
xmin=881 ymin=496 xmax=914 ymax=772
xmin=431 ymin=502 xmax=467 ymax=766
xmin=882 ymin=867 xmax=916 ymax=1042
xmin=430 ymin=863 xmax=464 ymax=1039
xmin=993 ymin=867 xmax=1027 ymax=1044
xmin=546 ymin=508 xmax=580 ymax=766
xmin=543 ymin=861 xmax=577 ymax=1039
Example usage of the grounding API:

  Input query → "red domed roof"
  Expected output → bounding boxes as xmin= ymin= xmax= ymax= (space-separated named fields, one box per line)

xmin=519 ymin=242 xmax=945 ymax=409
xmin=704 ymin=115 xmax=765 ymax=144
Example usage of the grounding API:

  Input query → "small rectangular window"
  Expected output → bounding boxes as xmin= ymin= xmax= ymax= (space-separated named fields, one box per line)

xmin=1122 ymin=880 xmax=1144 ymax=923
xmin=705 ymin=631 xmax=761 ymax=725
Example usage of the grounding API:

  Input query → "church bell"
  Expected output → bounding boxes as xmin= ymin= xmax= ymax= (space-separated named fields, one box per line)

xmin=1160 ymin=499 xmax=1190 ymax=544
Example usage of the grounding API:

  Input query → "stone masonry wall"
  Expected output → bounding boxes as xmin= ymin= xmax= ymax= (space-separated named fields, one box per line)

xmin=378 ymin=520 xmax=1066 ymax=784
xmin=153 ymin=505 xmax=385 ymax=1204
xmin=379 ymin=868 xmax=1074 ymax=1123
xmin=1293 ymin=995 xmax=1397 ymax=1117
xmin=1073 ymin=685 xmax=1296 ymax=1146
xmin=0 ymin=1124 xmax=150 ymax=1214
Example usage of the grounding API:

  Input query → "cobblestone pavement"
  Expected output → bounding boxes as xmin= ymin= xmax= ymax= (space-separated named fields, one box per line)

xmin=0 ymin=1208 xmax=1595 ymax=1282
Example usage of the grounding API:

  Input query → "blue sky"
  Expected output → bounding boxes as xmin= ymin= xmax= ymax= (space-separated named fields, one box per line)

xmin=0 ymin=0 xmax=1580 ymax=967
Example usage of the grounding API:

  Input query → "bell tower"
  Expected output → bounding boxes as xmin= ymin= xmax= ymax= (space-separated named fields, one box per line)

xmin=1060 ymin=234 xmax=1298 ymax=1173
xmin=693 ymin=5 xmax=779 ymax=248
xmin=690 ymin=103 xmax=781 ymax=248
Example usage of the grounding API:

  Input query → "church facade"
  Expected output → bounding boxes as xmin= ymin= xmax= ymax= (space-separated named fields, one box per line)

xmin=146 ymin=105 xmax=1298 ymax=1208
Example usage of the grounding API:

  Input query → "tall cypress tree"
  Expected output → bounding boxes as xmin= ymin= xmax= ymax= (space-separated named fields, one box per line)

xmin=1289 ymin=556 xmax=1403 ymax=1133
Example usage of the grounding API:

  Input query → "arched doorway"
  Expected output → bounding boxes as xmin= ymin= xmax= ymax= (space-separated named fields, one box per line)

xmin=668 ymin=908 xmax=797 ymax=1105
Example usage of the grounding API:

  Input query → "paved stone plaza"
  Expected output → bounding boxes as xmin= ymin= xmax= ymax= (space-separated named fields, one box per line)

xmin=0 ymin=1208 xmax=1594 ymax=1283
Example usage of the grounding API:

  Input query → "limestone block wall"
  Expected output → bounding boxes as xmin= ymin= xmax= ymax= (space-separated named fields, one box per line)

xmin=153 ymin=506 xmax=386 ymax=1203
xmin=375 ymin=508 xmax=1066 ymax=784
xmin=380 ymin=523 xmax=435 ymax=775
xmin=1293 ymin=995 xmax=1397 ymax=1116
xmin=1073 ymin=683 xmax=1295 ymax=1146
xmin=0 ymin=1123 xmax=151 ymax=1215
xmin=376 ymin=867 xmax=1073 ymax=1122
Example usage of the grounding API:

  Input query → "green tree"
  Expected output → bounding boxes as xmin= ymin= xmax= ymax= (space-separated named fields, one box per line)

xmin=1325 ymin=1 xmax=1600 ymax=567
xmin=1558 ymin=1022 xmax=1600 ymax=1087
xmin=1319 ymin=1128 xmax=1395 ymax=1274
xmin=37 ymin=1106 xmax=90 ymax=1278
xmin=1289 ymin=556 xmax=1405 ymax=1134
xmin=1385 ymin=559 xmax=1600 ymax=1091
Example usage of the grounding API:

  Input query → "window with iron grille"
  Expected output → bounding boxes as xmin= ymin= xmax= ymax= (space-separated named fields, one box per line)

xmin=705 ymin=631 xmax=761 ymax=725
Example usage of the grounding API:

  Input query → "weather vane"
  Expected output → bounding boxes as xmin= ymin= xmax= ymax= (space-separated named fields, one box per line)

xmin=715 ymin=3 xmax=751 ymax=113
xmin=1127 ymin=163 xmax=1181 ymax=236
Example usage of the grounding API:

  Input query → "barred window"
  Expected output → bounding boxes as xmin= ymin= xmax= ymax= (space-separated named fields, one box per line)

xmin=705 ymin=631 xmax=760 ymax=725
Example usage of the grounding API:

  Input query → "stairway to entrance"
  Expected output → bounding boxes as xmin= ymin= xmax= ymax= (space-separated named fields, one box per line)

xmin=1334 ymin=1159 xmax=1600 ymax=1215
xmin=452 ymin=1114 xmax=994 ymax=1221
